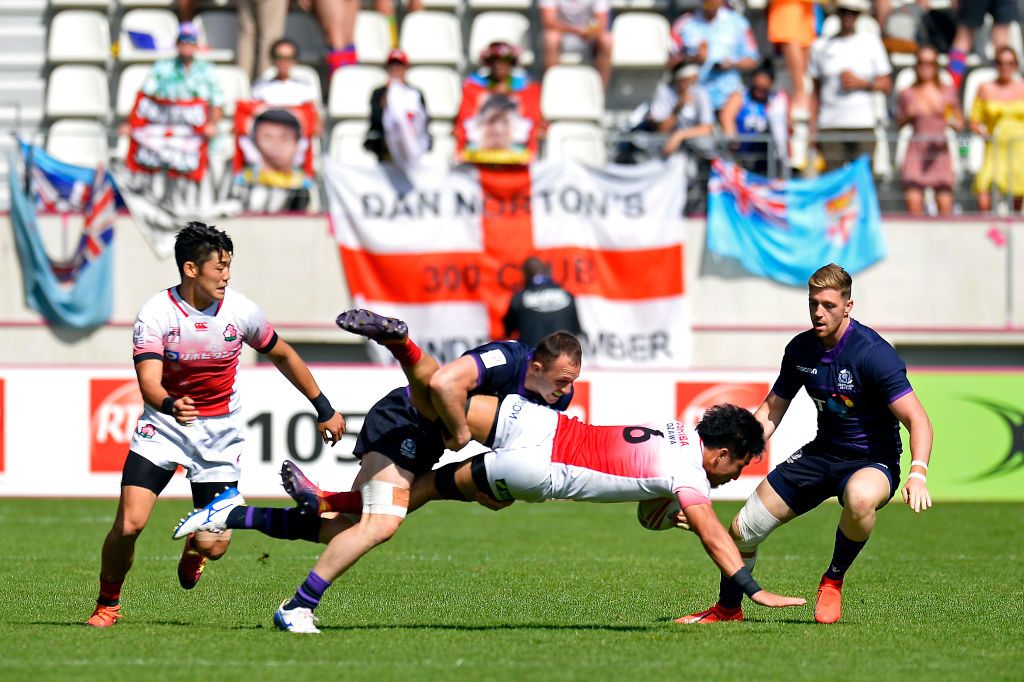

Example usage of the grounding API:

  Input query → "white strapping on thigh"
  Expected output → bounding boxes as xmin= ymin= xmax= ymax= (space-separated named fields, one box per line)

xmin=361 ymin=480 xmax=408 ymax=518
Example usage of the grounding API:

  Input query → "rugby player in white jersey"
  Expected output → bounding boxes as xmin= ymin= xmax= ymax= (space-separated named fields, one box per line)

xmin=85 ymin=222 xmax=346 ymax=628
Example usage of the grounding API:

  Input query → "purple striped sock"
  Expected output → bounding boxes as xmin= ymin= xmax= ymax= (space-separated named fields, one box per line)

xmin=287 ymin=570 xmax=332 ymax=611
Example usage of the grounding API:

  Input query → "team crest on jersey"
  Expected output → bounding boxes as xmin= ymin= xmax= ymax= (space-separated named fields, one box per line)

xmin=194 ymin=321 xmax=209 ymax=331
xmin=223 ymin=324 xmax=238 ymax=342
xmin=166 ymin=327 xmax=181 ymax=344
xmin=837 ymin=368 xmax=854 ymax=391
xmin=137 ymin=423 xmax=157 ymax=439
xmin=400 ymin=438 xmax=416 ymax=458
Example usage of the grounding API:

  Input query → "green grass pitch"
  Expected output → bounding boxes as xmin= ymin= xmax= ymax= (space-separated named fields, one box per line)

xmin=0 ymin=498 xmax=1021 ymax=681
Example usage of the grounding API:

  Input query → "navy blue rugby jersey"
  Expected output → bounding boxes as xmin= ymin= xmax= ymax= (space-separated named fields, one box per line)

xmin=463 ymin=341 xmax=574 ymax=411
xmin=772 ymin=319 xmax=913 ymax=461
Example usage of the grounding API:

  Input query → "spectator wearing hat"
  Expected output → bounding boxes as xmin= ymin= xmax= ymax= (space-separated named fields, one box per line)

xmin=669 ymin=0 xmax=759 ymax=128
xmin=366 ymin=49 xmax=431 ymax=168
xmin=454 ymin=42 xmax=544 ymax=162
xmin=539 ymin=0 xmax=613 ymax=88
xmin=809 ymin=0 xmax=892 ymax=171
xmin=135 ymin=22 xmax=224 ymax=138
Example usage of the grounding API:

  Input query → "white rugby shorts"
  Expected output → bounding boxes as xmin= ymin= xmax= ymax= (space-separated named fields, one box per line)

xmin=129 ymin=406 xmax=245 ymax=483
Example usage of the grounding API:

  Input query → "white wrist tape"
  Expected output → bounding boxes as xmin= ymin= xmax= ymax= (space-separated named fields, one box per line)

xmin=908 ymin=472 xmax=927 ymax=482
xmin=910 ymin=460 xmax=929 ymax=471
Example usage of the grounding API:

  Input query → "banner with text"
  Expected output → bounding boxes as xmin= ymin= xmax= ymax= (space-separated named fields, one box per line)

xmin=325 ymin=157 xmax=690 ymax=368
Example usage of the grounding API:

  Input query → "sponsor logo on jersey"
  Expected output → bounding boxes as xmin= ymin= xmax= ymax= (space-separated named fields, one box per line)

xmin=165 ymin=350 xmax=179 ymax=361
xmin=837 ymin=368 xmax=854 ymax=391
xmin=826 ymin=393 xmax=855 ymax=415
xmin=132 ymin=324 xmax=146 ymax=348
xmin=223 ymin=324 xmax=238 ymax=342
xmin=400 ymin=438 xmax=416 ymax=458
xmin=522 ymin=288 xmax=572 ymax=313
xmin=479 ymin=348 xmax=507 ymax=369
xmin=796 ymin=365 xmax=817 ymax=374
xmin=508 ymin=397 xmax=525 ymax=420
xmin=785 ymin=448 xmax=803 ymax=464
xmin=137 ymin=423 xmax=157 ymax=439
xmin=90 ymin=379 xmax=144 ymax=472
xmin=194 ymin=321 xmax=209 ymax=331
xmin=676 ymin=381 xmax=771 ymax=477
xmin=493 ymin=478 xmax=513 ymax=501
xmin=166 ymin=327 xmax=181 ymax=344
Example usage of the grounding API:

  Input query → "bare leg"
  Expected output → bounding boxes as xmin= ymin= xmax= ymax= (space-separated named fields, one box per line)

xmin=904 ymin=186 xmax=924 ymax=214
xmin=978 ymin=189 xmax=992 ymax=213
xmin=593 ymin=32 xmax=613 ymax=89
xmin=543 ymin=30 xmax=562 ymax=73
xmin=99 ymin=486 xmax=159 ymax=584
xmin=935 ymin=189 xmax=954 ymax=215
xmin=781 ymin=42 xmax=809 ymax=114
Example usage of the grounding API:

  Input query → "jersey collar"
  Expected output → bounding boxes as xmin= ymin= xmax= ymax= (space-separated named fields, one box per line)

xmin=819 ymin=318 xmax=856 ymax=364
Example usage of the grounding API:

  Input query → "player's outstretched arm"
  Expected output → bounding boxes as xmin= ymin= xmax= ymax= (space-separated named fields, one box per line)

xmin=754 ymin=392 xmax=791 ymax=442
xmin=428 ymin=356 xmax=481 ymax=449
xmin=684 ymin=502 xmax=806 ymax=609
xmin=890 ymin=391 xmax=934 ymax=513
xmin=265 ymin=339 xmax=346 ymax=444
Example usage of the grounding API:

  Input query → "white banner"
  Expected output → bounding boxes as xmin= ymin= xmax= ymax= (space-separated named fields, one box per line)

xmin=0 ymin=366 xmax=815 ymax=500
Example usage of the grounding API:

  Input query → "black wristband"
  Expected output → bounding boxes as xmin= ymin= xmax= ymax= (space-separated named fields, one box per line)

xmin=730 ymin=566 xmax=761 ymax=598
xmin=311 ymin=393 xmax=335 ymax=422
xmin=161 ymin=397 xmax=176 ymax=416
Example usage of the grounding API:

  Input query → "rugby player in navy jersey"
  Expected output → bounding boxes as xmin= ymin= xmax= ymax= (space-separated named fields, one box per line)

xmin=678 ymin=263 xmax=934 ymax=625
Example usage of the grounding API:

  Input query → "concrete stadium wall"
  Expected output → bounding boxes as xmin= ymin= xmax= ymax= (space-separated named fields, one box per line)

xmin=1 ymin=213 xmax=1021 ymax=368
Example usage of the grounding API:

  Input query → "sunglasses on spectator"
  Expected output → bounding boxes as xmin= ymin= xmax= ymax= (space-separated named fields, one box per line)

xmin=996 ymin=59 xmax=1018 ymax=66
xmin=917 ymin=59 xmax=937 ymax=66
xmin=273 ymin=53 xmax=297 ymax=61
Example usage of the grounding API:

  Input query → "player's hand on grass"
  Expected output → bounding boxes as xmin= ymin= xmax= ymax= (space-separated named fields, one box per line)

xmin=750 ymin=590 xmax=806 ymax=608
xmin=319 ymin=412 xmax=346 ymax=446
xmin=173 ymin=396 xmax=199 ymax=425
xmin=674 ymin=508 xmax=692 ymax=531
xmin=902 ymin=477 xmax=932 ymax=513
xmin=475 ymin=492 xmax=513 ymax=511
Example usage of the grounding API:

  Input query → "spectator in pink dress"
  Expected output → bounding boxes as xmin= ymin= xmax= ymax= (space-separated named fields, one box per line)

xmin=896 ymin=46 xmax=962 ymax=215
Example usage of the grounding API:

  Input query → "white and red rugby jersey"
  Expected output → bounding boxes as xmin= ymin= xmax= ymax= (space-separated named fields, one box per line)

xmin=550 ymin=414 xmax=712 ymax=508
xmin=132 ymin=287 xmax=277 ymax=416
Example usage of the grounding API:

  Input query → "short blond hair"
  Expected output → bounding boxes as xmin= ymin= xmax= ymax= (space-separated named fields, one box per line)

xmin=808 ymin=263 xmax=852 ymax=298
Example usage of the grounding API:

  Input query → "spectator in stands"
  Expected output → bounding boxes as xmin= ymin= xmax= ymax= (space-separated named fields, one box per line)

xmin=540 ymin=0 xmax=613 ymax=89
xmin=659 ymin=64 xmax=716 ymax=158
xmin=969 ymin=46 xmax=1024 ymax=213
xmin=767 ymin=0 xmax=815 ymax=129
xmin=454 ymin=42 xmax=544 ymax=163
xmin=237 ymin=0 xmax=288 ymax=81
xmin=366 ymin=49 xmax=431 ymax=170
xmin=503 ymin=257 xmax=583 ymax=348
xmin=130 ymin=22 xmax=224 ymax=139
xmin=252 ymin=39 xmax=323 ymax=136
xmin=669 ymin=0 xmax=759 ymax=129
xmin=809 ymin=0 xmax=891 ymax=172
xmin=300 ymin=0 xmax=359 ymax=73
xmin=896 ymin=46 xmax=962 ymax=215
xmin=948 ymin=0 xmax=1020 ymax=91
xmin=734 ymin=62 xmax=789 ymax=175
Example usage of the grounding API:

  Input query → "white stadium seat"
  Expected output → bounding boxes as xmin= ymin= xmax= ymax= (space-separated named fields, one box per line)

xmin=118 ymin=0 xmax=176 ymax=6
xmin=405 ymin=66 xmax=462 ymax=120
xmin=46 ymin=119 xmax=109 ymax=167
xmin=50 ymin=0 xmax=110 ymax=7
xmin=422 ymin=131 xmax=456 ymax=165
xmin=194 ymin=11 xmax=237 ymax=63
xmin=328 ymin=65 xmax=387 ymax=119
xmin=399 ymin=12 xmax=463 ymax=67
xmin=421 ymin=0 xmax=463 ymax=9
xmin=328 ymin=120 xmax=378 ymax=166
xmin=119 ymin=9 xmax=179 ymax=62
xmin=467 ymin=0 xmax=531 ymax=10
xmin=543 ymin=122 xmax=606 ymax=165
xmin=355 ymin=11 xmax=391 ymax=65
xmin=115 ymin=64 xmax=153 ymax=117
xmin=541 ymin=65 xmax=604 ymax=122
xmin=48 ymin=10 xmax=110 ymax=63
xmin=45 ymin=65 xmax=109 ymax=119
xmin=468 ymin=12 xmax=534 ymax=66
xmin=213 ymin=65 xmax=251 ymax=117
xmin=611 ymin=12 xmax=670 ymax=68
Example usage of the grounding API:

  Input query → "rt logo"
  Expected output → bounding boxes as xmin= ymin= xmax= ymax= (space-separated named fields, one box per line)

xmin=967 ymin=399 xmax=1024 ymax=479
xmin=90 ymin=379 xmax=144 ymax=472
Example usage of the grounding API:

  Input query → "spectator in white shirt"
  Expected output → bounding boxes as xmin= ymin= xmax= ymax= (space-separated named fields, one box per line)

xmin=540 ymin=0 xmax=613 ymax=88
xmin=251 ymin=38 xmax=322 ymax=135
xmin=809 ymin=0 xmax=892 ymax=172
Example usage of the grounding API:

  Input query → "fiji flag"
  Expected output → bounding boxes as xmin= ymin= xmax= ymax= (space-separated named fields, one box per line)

xmin=7 ymin=154 xmax=115 ymax=329
xmin=19 ymin=140 xmax=124 ymax=211
xmin=706 ymin=156 xmax=885 ymax=286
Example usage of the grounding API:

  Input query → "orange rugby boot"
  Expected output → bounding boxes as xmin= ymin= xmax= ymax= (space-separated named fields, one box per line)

xmin=814 ymin=576 xmax=843 ymax=624
xmin=86 ymin=603 xmax=122 ymax=627
xmin=675 ymin=603 xmax=744 ymax=624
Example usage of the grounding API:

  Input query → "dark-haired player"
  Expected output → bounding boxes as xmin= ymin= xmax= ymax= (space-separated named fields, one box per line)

xmin=679 ymin=263 xmax=933 ymax=625
xmin=85 ymin=222 xmax=346 ymax=627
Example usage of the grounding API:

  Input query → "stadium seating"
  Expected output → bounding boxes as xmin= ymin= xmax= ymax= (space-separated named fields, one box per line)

xmin=541 ymin=65 xmax=605 ymax=122
xmin=328 ymin=65 xmax=387 ymax=119
xmin=45 ymin=118 xmax=108 ymax=167
xmin=118 ymin=9 xmax=178 ymax=62
xmin=608 ymin=12 xmax=671 ymax=111
xmin=45 ymin=65 xmax=109 ymax=119
xmin=466 ymin=0 xmax=531 ymax=10
xmin=213 ymin=64 xmax=252 ymax=118
xmin=355 ymin=11 xmax=391 ymax=66
xmin=820 ymin=12 xmax=881 ymax=38
xmin=544 ymin=121 xmax=607 ymax=165
xmin=115 ymin=64 xmax=151 ymax=118
xmin=468 ymin=12 xmax=535 ymax=67
xmin=194 ymin=10 xmax=238 ymax=63
xmin=49 ymin=0 xmax=110 ymax=7
xmin=283 ymin=11 xmax=327 ymax=65
xmin=399 ymin=11 xmax=463 ymax=68
xmin=47 ymin=10 xmax=110 ymax=64
xmin=328 ymin=120 xmax=378 ymax=166
xmin=405 ymin=66 xmax=462 ymax=120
